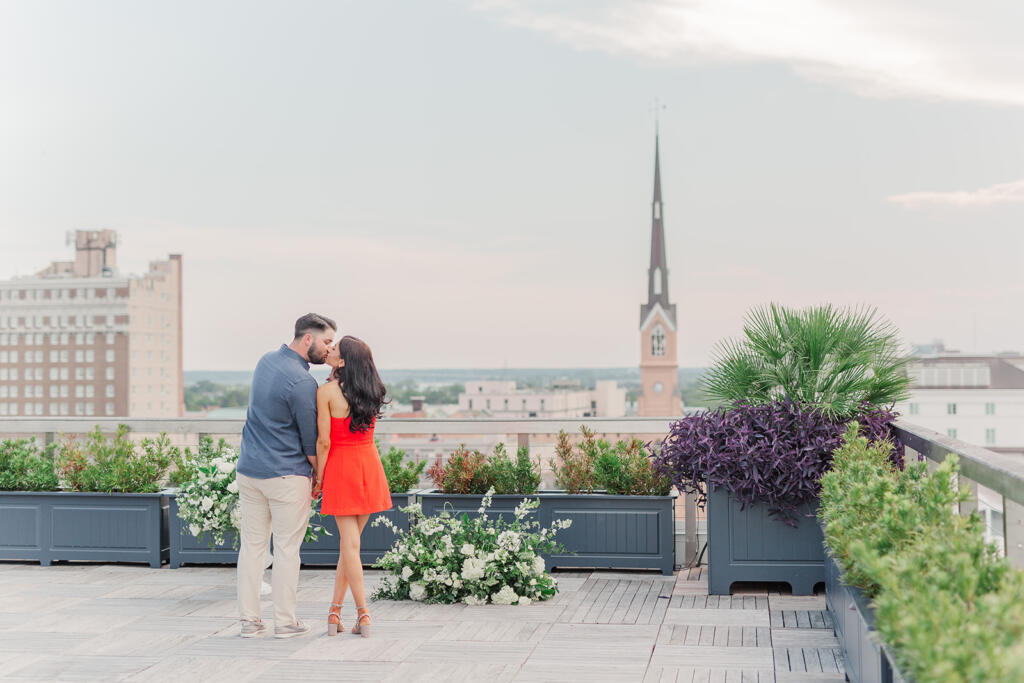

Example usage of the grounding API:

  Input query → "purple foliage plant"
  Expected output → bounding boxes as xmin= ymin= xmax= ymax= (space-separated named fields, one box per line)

xmin=653 ymin=400 xmax=902 ymax=526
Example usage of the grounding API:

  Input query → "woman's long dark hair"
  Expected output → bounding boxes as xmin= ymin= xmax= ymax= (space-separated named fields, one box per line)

xmin=332 ymin=336 xmax=389 ymax=433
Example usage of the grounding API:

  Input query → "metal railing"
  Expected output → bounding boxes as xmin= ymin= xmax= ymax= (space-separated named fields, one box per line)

xmin=893 ymin=420 xmax=1024 ymax=568
xmin=0 ymin=416 xmax=702 ymax=567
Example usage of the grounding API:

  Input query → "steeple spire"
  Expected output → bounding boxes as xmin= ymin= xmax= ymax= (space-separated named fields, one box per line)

xmin=641 ymin=131 xmax=676 ymax=328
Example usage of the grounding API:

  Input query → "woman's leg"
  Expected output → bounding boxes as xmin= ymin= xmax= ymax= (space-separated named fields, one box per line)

xmin=336 ymin=514 xmax=371 ymax=609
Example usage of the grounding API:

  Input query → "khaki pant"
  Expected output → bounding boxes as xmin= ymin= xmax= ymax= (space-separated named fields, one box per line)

xmin=236 ymin=473 xmax=311 ymax=628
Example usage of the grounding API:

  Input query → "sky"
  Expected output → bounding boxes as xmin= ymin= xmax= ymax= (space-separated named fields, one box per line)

xmin=1 ymin=0 xmax=1022 ymax=371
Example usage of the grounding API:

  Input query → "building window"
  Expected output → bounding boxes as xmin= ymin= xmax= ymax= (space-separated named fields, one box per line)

xmin=105 ymin=402 xmax=115 ymax=416
xmin=947 ymin=403 xmax=957 ymax=415
xmin=468 ymin=399 xmax=473 ymax=410
xmin=106 ymin=367 xmax=114 ymax=380
xmin=74 ymin=403 xmax=84 ymax=416
xmin=74 ymin=350 xmax=83 ymax=363
xmin=986 ymin=428 xmax=996 ymax=445
xmin=486 ymin=399 xmax=491 ymax=410
xmin=85 ymin=350 xmax=94 ymax=363
xmin=85 ymin=403 xmax=94 ymax=416
xmin=947 ymin=428 xmax=958 ymax=439
xmin=652 ymin=267 xmax=662 ymax=295
xmin=985 ymin=403 xmax=996 ymax=415
xmin=105 ymin=350 xmax=114 ymax=362
xmin=106 ymin=385 xmax=114 ymax=398
xmin=651 ymin=325 xmax=666 ymax=357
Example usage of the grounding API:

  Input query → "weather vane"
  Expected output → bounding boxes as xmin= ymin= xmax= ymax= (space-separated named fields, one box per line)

xmin=650 ymin=98 xmax=667 ymax=133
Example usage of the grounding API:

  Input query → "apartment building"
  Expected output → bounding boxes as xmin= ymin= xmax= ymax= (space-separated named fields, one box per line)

xmin=0 ymin=230 xmax=183 ymax=418
xmin=457 ymin=380 xmax=626 ymax=418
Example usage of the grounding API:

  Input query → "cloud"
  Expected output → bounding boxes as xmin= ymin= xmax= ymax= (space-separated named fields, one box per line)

xmin=888 ymin=179 xmax=1024 ymax=208
xmin=469 ymin=0 xmax=1024 ymax=107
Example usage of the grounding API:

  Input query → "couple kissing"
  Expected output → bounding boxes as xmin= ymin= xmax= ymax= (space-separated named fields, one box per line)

xmin=235 ymin=313 xmax=391 ymax=639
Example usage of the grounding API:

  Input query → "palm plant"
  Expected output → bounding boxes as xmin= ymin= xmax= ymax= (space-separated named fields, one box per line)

xmin=701 ymin=304 xmax=912 ymax=418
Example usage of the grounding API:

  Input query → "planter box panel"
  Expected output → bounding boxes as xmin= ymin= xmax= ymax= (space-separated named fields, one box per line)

xmin=707 ymin=488 xmax=824 ymax=595
xmin=51 ymin=504 xmax=152 ymax=551
xmin=0 ymin=504 xmax=41 ymax=549
xmin=417 ymin=491 xmax=676 ymax=575
xmin=0 ymin=492 xmax=167 ymax=568
xmin=168 ymin=495 xmax=238 ymax=568
xmin=300 ymin=497 xmax=411 ymax=567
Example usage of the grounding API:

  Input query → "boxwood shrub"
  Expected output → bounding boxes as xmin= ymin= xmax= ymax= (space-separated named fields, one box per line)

xmin=821 ymin=424 xmax=1024 ymax=681
xmin=0 ymin=438 xmax=59 ymax=491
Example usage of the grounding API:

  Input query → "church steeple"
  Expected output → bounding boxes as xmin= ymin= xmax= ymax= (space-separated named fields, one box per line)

xmin=640 ymin=132 xmax=676 ymax=328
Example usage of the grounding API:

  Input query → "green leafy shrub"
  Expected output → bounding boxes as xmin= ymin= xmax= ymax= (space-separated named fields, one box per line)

xmin=595 ymin=438 xmax=672 ymax=496
xmin=552 ymin=428 xmax=597 ymax=494
xmin=872 ymin=520 xmax=1024 ymax=682
xmin=483 ymin=443 xmax=540 ymax=495
xmin=821 ymin=423 xmax=1024 ymax=681
xmin=55 ymin=425 xmax=177 ymax=493
xmin=0 ymin=438 xmax=58 ymax=491
xmin=701 ymin=303 xmax=911 ymax=419
xmin=380 ymin=446 xmax=426 ymax=493
xmin=427 ymin=445 xmax=490 ymax=494
xmin=820 ymin=423 xmax=961 ymax=595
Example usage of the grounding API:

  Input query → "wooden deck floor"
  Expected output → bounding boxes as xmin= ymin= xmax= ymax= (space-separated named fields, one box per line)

xmin=0 ymin=564 xmax=843 ymax=682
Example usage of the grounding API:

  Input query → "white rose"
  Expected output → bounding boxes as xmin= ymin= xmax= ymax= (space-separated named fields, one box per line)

xmin=226 ymin=480 xmax=239 ymax=494
xmin=401 ymin=566 xmax=413 ymax=581
xmin=409 ymin=582 xmax=427 ymax=601
xmin=461 ymin=543 xmax=474 ymax=556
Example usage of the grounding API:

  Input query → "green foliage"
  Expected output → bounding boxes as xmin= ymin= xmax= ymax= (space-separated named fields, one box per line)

xmin=0 ymin=438 xmax=59 ymax=491
xmin=821 ymin=424 xmax=1024 ymax=681
xmin=820 ymin=423 xmax=962 ymax=595
xmin=385 ymin=381 xmax=464 ymax=406
xmin=483 ymin=443 xmax=541 ymax=495
xmin=55 ymin=425 xmax=177 ymax=493
xmin=554 ymin=427 xmax=670 ymax=496
xmin=427 ymin=443 xmax=540 ymax=495
xmin=701 ymin=303 xmax=911 ymax=419
xmin=379 ymin=446 xmax=426 ymax=493
xmin=595 ymin=438 xmax=672 ymax=496
xmin=552 ymin=428 xmax=596 ymax=494
xmin=184 ymin=380 xmax=250 ymax=411
xmin=427 ymin=445 xmax=490 ymax=494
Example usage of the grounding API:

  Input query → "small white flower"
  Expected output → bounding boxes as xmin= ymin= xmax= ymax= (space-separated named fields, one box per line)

xmin=491 ymin=586 xmax=518 ymax=605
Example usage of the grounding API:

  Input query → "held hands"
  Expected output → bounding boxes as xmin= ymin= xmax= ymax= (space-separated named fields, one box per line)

xmin=312 ymin=474 xmax=323 ymax=500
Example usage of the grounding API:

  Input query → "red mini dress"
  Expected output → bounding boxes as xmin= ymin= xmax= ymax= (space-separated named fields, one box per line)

xmin=320 ymin=416 xmax=392 ymax=516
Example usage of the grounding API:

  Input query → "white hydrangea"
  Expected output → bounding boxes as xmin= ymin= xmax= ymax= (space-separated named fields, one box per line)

xmin=532 ymin=556 xmax=546 ymax=575
xmin=463 ymin=595 xmax=487 ymax=606
xmin=226 ymin=479 xmax=239 ymax=494
xmin=497 ymin=530 xmax=521 ymax=552
xmin=461 ymin=543 xmax=475 ymax=556
xmin=401 ymin=566 xmax=413 ymax=581
xmin=409 ymin=582 xmax=427 ymax=601
xmin=517 ymin=596 xmax=532 ymax=606
xmin=491 ymin=586 xmax=518 ymax=605
xmin=461 ymin=557 xmax=486 ymax=581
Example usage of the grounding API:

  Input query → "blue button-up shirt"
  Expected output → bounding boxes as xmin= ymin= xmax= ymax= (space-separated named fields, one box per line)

xmin=237 ymin=344 xmax=318 ymax=479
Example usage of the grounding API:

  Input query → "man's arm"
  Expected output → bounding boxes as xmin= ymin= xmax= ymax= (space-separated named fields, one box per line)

xmin=289 ymin=377 xmax=319 ymax=476
xmin=313 ymin=386 xmax=332 ymax=496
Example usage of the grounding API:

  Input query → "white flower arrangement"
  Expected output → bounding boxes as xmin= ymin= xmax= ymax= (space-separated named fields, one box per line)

xmin=174 ymin=436 xmax=329 ymax=548
xmin=372 ymin=488 xmax=571 ymax=605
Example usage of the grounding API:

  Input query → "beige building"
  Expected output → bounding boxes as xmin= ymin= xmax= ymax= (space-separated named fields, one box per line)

xmin=458 ymin=380 xmax=626 ymax=418
xmin=0 ymin=230 xmax=183 ymax=418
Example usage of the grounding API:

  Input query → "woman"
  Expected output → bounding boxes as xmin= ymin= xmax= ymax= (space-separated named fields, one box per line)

xmin=313 ymin=335 xmax=391 ymax=637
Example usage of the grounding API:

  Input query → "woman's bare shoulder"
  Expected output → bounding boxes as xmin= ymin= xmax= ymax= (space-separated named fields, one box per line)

xmin=318 ymin=379 xmax=342 ymax=397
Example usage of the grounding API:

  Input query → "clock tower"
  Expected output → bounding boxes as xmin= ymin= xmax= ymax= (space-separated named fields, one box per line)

xmin=638 ymin=132 xmax=682 ymax=416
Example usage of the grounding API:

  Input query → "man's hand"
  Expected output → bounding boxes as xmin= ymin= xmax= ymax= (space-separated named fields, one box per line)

xmin=311 ymin=476 xmax=323 ymax=500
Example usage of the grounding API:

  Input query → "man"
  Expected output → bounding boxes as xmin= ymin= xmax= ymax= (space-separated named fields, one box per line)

xmin=236 ymin=313 xmax=336 ymax=638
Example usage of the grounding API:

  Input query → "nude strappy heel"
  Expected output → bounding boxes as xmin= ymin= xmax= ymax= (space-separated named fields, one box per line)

xmin=351 ymin=606 xmax=371 ymax=638
xmin=327 ymin=602 xmax=345 ymax=636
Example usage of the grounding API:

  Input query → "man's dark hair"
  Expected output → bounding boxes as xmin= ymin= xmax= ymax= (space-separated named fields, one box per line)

xmin=293 ymin=313 xmax=337 ymax=339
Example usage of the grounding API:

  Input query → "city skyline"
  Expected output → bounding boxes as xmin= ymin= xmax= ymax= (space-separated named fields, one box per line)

xmin=2 ymin=1 xmax=1022 ymax=371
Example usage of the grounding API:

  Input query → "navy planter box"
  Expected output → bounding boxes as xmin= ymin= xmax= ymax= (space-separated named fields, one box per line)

xmin=417 ymin=490 xmax=677 ymax=575
xmin=707 ymin=487 xmax=824 ymax=595
xmin=300 ymin=493 xmax=414 ymax=567
xmin=0 ymin=491 xmax=168 ymax=568
xmin=168 ymin=493 xmax=238 ymax=568
xmin=824 ymin=550 xmax=907 ymax=683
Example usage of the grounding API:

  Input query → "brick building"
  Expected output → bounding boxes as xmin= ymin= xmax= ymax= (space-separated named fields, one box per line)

xmin=0 ymin=230 xmax=183 ymax=417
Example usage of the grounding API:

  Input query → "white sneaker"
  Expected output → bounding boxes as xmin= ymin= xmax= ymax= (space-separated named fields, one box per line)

xmin=274 ymin=621 xmax=312 ymax=639
xmin=240 ymin=619 xmax=268 ymax=638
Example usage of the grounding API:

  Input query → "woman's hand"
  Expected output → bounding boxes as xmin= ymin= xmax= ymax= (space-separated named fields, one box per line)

xmin=312 ymin=478 xmax=323 ymax=499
